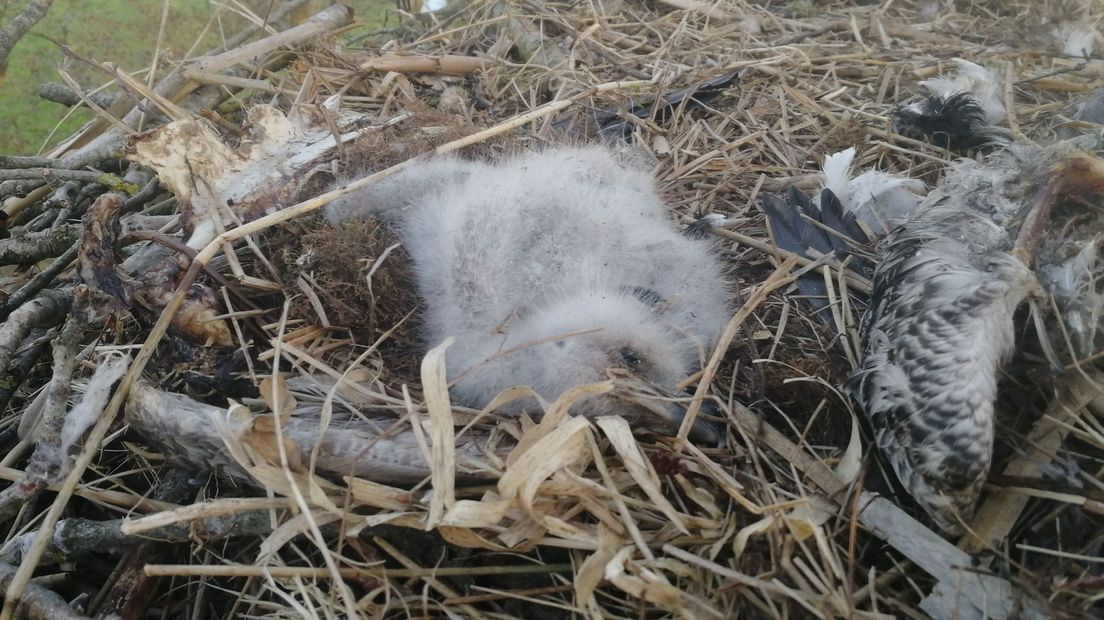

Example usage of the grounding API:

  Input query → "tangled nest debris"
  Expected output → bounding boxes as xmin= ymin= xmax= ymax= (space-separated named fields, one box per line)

xmin=0 ymin=0 xmax=1102 ymax=618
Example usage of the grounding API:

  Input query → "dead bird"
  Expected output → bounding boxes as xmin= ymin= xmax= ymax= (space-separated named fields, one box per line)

xmin=845 ymin=143 xmax=1104 ymax=534
xmin=324 ymin=145 xmax=731 ymax=442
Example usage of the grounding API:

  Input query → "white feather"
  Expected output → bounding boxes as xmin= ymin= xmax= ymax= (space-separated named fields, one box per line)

xmin=1055 ymin=23 xmax=1098 ymax=57
xmin=61 ymin=354 xmax=130 ymax=452
xmin=818 ymin=148 xmax=926 ymax=236
xmin=918 ymin=58 xmax=1005 ymax=123
xmin=1040 ymin=239 xmax=1103 ymax=357
xmin=821 ymin=147 xmax=854 ymax=203
xmin=846 ymin=171 xmax=926 ymax=236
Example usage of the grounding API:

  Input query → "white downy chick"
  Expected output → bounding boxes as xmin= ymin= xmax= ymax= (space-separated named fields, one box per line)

xmin=324 ymin=146 xmax=731 ymax=439
xmin=820 ymin=147 xmax=926 ymax=236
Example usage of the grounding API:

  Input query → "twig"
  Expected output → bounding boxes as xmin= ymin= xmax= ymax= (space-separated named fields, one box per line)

xmin=142 ymin=563 xmax=575 ymax=579
xmin=34 ymin=82 xmax=116 ymax=109
xmin=0 ymin=242 xmax=78 ymax=320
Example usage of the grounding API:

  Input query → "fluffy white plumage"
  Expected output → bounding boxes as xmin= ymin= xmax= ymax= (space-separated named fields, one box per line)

xmin=820 ymin=147 xmax=926 ymax=236
xmin=324 ymin=146 xmax=730 ymax=434
xmin=1054 ymin=23 xmax=1098 ymax=57
xmin=915 ymin=58 xmax=1005 ymax=124
xmin=1040 ymin=239 xmax=1103 ymax=358
xmin=61 ymin=354 xmax=130 ymax=453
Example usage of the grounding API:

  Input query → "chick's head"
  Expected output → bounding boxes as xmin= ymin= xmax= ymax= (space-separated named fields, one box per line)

xmin=450 ymin=290 xmax=699 ymax=419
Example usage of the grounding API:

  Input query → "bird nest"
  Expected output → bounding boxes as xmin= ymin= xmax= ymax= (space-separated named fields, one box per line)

xmin=0 ymin=1 xmax=1102 ymax=618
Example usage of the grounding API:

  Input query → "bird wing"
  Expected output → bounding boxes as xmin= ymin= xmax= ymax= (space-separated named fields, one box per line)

xmin=847 ymin=228 xmax=1035 ymax=534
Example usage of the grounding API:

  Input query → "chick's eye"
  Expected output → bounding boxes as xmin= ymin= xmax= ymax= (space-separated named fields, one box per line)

xmin=618 ymin=346 xmax=644 ymax=368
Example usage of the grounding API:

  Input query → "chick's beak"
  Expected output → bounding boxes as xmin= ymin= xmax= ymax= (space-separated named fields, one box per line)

xmin=605 ymin=369 xmax=726 ymax=446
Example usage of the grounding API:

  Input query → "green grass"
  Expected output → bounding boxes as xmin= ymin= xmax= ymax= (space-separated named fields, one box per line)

xmin=0 ymin=0 xmax=396 ymax=155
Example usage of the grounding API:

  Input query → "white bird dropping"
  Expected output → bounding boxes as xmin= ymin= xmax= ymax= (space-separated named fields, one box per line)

xmin=324 ymin=146 xmax=731 ymax=437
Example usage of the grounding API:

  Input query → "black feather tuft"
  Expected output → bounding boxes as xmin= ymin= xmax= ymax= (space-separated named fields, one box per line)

xmin=893 ymin=92 xmax=1009 ymax=152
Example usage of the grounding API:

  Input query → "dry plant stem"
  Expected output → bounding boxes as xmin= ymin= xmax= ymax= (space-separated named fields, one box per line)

xmin=652 ymin=0 xmax=727 ymax=21
xmin=0 ymin=225 xmax=79 ymax=265
xmin=373 ymin=536 xmax=489 ymax=620
xmin=677 ymin=256 xmax=796 ymax=442
xmin=81 ymin=466 xmax=196 ymax=617
xmin=356 ymin=53 xmax=489 ymax=75
xmin=710 ymin=227 xmax=871 ymax=294
xmin=722 ymin=396 xmax=1047 ymax=619
xmin=142 ymin=563 xmax=575 ymax=579
xmin=0 ymin=0 xmax=53 ymax=74
xmin=0 ymin=78 xmax=647 ymax=618
xmin=0 ymin=465 xmax=174 ymax=513
xmin=0 ymin=561 xmax=88 ymax=620
xmin=0 ymin=289 xmax=71 ymax=378
xmin=0 ymin=313 xmax=80 ymax=523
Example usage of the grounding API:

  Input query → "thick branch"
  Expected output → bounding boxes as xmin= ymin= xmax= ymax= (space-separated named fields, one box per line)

xmin=0 ymin=0 xmax=54 ymax=76
xmin=0 ymin=512 xmax=274 ymax=566
xmin=0 ymin=288 xmax=71 ymax=373
xmin=0 ymin=562 xmax=87 ymax=620
xmin=0 ymin=169 xmax=103 ymax=182
xmin=0 ymin=224 xmax=79 ymax=265
xmin=34 ymin=82 xmax=115 ymax=109
xmin=0 ymin=313 xmax=81 ymax=522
